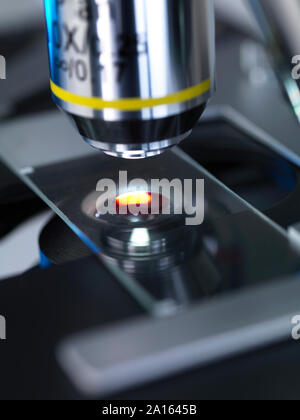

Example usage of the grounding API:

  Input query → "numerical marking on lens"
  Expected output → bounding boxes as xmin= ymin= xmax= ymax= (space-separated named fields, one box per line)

xmin=54 ymin=57 xmax=88 ymax=81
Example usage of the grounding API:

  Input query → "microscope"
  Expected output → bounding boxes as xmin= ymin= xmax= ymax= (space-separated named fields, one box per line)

xmin=44 ymin=0 xmax=216 ymax=159
xmin=45 ymin=0 xmax=300 ymax=157
xmin=2 ymin=0 xmax=300 ymax=399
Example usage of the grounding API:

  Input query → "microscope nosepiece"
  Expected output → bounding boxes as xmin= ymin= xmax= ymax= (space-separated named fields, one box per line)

xmin=45 ymin=0 xmax=215 ymax=158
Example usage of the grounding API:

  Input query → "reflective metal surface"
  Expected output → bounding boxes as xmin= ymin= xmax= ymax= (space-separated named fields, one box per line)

xmin=59 ymin=274 xmax=300 ymax=396
xmin=1 ymin=110 xmax=300 ymax=311
xmin=44 ymin=0 xmax=215 ymax=156
xmin=83 ymin=130 xmax=192 ymax=159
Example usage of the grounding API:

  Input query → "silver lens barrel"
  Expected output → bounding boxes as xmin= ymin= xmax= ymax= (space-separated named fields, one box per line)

xmin=45 ymin=0 xmax=215 ymax=158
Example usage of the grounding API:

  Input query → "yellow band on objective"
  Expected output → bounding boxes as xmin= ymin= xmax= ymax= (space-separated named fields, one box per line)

xmin=50 ymin=78 xmax=211 ymax=111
